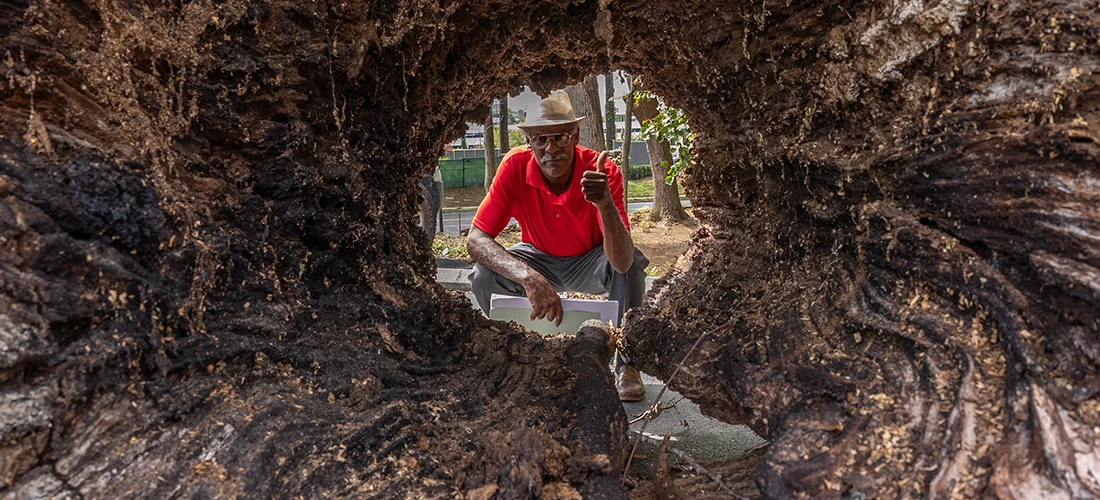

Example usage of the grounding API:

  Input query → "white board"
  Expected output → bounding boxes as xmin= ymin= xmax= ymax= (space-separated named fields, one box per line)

xmin=489 ymin=294 xmax=619 ymax=335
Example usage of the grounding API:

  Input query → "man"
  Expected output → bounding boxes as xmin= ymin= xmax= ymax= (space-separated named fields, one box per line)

xmin=419 ymin=165 xmax=443 ymax=239
xmin=466 ymin=92 xmax=648 ymax=401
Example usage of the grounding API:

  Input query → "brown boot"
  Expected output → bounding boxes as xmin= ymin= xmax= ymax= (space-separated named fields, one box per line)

xmin=616 ymin=364 xmax=646 ymax=402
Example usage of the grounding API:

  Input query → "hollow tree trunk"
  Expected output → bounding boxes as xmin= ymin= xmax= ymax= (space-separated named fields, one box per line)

xmin=631 ymin=92 xmax=690 ymax=222
xmin=564 ymin=74 xmax=606 ymax=151
xmin=1 ymin=0 xmax=1097 ymax=498
xmin=622 ymin=0 xmax=1100 ymax=498
xmin=0 ymin=2 xmax=629 ymax=498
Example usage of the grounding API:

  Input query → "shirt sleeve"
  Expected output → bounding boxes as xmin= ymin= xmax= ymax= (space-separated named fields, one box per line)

xmin=603 ymin=157 xmax=631 ymax=231
xmin=471 ymin=157 xmax=515 ymax=237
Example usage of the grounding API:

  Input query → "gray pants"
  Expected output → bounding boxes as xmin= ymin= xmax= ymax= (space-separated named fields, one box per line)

xmin=469 ymin=242 xmax=649 ymax=324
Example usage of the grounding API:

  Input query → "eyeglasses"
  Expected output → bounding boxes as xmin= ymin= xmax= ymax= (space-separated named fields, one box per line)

xmin=526 ymin=132 xmax=574 ymax=148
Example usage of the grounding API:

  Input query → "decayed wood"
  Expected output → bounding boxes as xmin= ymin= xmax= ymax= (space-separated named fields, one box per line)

xmin=1 ymin=0 xmax=1096 ymax=498
xmin=565 ymin=321 xmax=629 ymax=499
xmin=0 ymin=1 xmax=632 ymax=496
xmin=622 ymin=0 xmax=1100 ymax=497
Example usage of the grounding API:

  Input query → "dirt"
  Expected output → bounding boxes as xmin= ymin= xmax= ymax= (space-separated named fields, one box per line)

xmin=628 ymin=208 xmax=697 ymax=276
xmin=1 ymin=0 xmax=1098 ymax=498
xmin=443 ymin=186 xmax=488 ymax=209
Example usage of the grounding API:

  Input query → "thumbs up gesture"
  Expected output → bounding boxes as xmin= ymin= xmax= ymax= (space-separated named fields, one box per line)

xmin=580 ymin=151 xmax=612 ymax=209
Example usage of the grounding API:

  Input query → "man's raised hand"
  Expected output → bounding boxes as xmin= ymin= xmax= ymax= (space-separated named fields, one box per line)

xmin=580 ymin=151 xmax=611 ymax=208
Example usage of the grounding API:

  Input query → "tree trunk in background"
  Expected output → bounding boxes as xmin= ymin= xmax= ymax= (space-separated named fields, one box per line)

xmin=498 ymin=95 xmax=509 ymax=154
xmin=621 ymin=75 xmax=634 ymax=206
xmin=604 ymin=73 xmax=616 ymax=151
xmin=483 ymin=109 xmax=496 ymax=189
xmin=564 ymin=75 xmax=604 ymax=151
xmin=632 ymin=92 xmax=689 ymax=222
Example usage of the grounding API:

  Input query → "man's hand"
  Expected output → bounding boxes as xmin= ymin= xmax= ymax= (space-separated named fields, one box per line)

xmin=580 ymin=151 xmax=612 ymax=208
xmin=521 ymin=269 xmax=563 ymax=326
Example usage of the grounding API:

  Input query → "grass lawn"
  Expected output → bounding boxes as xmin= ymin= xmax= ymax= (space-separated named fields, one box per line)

xmin=626 ymin=178 xmax=654 ymax=199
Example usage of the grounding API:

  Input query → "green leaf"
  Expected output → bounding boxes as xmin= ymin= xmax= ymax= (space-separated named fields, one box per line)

xmin=638 ymin=96 xmax=693 ymax=183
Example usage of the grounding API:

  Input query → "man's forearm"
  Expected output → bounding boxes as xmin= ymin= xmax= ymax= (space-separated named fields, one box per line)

xmin=467 ymin=228 xmax=535 ymax=283
xmin=467 ymin=226 xmax=562 ymax=324
xmin=599 ymin=203 xmax=635 ymax=274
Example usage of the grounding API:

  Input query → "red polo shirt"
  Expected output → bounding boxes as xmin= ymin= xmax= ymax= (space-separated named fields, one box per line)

xmin=473 ymin=145 xmax=630 ymax=257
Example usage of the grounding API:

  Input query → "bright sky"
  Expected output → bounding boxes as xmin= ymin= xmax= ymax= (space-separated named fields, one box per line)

xmin=461 ymin=72 xmax=636 ymax=142
xmin=508 ymin=71 xmax=633 ymax=120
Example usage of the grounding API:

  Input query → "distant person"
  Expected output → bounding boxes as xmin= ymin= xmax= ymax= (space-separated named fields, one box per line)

xmin=466 ymin=92 xmax=649 ymax=401
xmin=419 ymin=165 xmax=443 ymax=239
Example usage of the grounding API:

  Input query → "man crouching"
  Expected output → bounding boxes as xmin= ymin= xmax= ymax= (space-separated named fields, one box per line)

xmin=466 ymin=92 xmax=648 ymax=401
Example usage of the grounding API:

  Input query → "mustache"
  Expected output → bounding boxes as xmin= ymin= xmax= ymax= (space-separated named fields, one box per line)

xmin=538 ymin=152 xmax=568 ymax=163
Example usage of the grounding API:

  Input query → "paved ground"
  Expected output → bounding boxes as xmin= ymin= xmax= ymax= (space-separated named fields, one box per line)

xmin=439 ymin=264 xmax=767 ymax=476
xmin=438 ymin=199 xmax=691 ymax=235
xmin=623 ymin=374 xmax=767 ymax=477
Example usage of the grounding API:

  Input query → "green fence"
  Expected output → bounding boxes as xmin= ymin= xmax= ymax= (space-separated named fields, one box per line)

xmin=439 ymin=158 xmax=486 ymax=188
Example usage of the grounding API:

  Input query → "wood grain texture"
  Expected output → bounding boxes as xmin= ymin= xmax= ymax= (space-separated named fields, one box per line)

xmin=1 ymin=0 xmax=1096 ymax=497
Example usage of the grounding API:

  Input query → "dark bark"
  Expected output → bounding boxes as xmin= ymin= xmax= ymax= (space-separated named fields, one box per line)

xmin=463 ymin=323 xmax=627 ymax=499
xmin=1 ymin=0 xmax=1097 ymax=498
xmin=0 ymin=1 xmax=625 ymax=497
xmin=631 ymin=446 xmax=765 ymax=499
xmin=632 ymin=92 xmax=690 ymax=222
xmin=565 ymin=322 xmax=629 ymax=499
xmin=622 ymin=0 xmax=1100 ymax=498
xmin=564 ymin=74 xmax=606 ymax=151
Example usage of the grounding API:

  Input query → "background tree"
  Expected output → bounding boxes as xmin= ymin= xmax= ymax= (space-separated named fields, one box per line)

xmin=633 ymin=89 xmax=690 ymax=222
xmin=563 ymin=75 xmax=604 ymax=150
xmin=483 ymin=107 xmax=496 ymax=189
xmin=604 ymin=73 xmax=616 ymax=151
xmin=498 ymin=94 xmax=509 ymax=153
xmin=620 ymin=74 xmax=634 ymax=204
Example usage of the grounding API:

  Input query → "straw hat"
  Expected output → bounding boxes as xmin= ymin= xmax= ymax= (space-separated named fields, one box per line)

xmin=518 ymin=92 xmax=585 ymax=128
